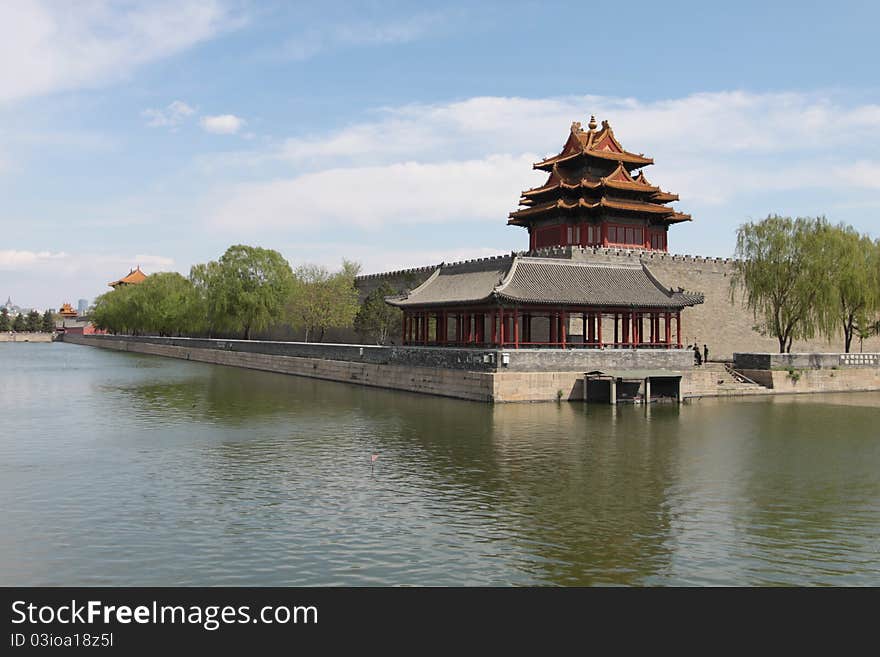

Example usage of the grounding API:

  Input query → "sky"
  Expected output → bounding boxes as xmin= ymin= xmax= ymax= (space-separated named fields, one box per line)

xmin=2 ymin=0 xmax=880 ymax=309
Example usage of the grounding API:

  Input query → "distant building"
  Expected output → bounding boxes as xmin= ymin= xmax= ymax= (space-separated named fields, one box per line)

xmin=3 ymin=297 xmax=22 ymax=315
xmin=59 ymin=303 xmax=78 ymax=318
xmin=77 ymin=299 xmax=89 ymax=315
xmin=108 ymin=266 xmax=148 ymax=289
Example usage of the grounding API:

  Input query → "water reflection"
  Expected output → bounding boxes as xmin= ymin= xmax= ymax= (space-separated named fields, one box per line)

xmin=1 ymin=342 xmax=879 ymax=585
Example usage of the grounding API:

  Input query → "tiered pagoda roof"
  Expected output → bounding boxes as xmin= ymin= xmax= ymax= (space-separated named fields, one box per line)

xmin=509 ymin=117 xmax=690 ymax=226
xmin=109 ymin=266 xmax=148 ymax=288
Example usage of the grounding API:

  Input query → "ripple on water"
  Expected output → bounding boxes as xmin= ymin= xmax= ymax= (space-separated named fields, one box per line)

xmin=1 ymin=343 xmax=879 ymax=585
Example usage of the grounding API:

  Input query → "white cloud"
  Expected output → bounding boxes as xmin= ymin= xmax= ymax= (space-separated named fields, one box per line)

xmin=204 ymin=91 xmax=880 ymax=233
xmin=200 ymin=114 xmax=245 ymax=135
xmin=0 ymin=1 xmax=239 ymax=103
xmin=143 ymin=100 xmax=196 ymax=128
xmin=281 ymin=12 xmax=443 ymax=61
xmin=0 ymin=250 xmax=173 ymax=273
xmin=213 ymin=155 xmax=536 ymax=230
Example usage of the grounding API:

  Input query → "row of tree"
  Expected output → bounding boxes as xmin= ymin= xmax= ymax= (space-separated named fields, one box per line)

xmin=732 ymin=215 xmax=880 ymax=353
xmin=0 ymin=308 xmax=55 ymax=333
xmin=91 ymin=245 xmax=379 ymax=342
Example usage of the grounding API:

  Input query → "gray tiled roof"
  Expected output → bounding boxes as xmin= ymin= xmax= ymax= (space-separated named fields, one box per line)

xmin=387 ymin=255 xmax=703 ymax=309
xmin=385 ymin=256 xmax=512 ymax=307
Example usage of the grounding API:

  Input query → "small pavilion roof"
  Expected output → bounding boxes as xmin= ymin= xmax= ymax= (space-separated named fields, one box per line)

xmin=533 ymin=119 xmax=653 ymax=171
xmin=108 ymin=266 xmax=147 ymax=288
xmin=386 ymin=256 xmax=703 ymax=309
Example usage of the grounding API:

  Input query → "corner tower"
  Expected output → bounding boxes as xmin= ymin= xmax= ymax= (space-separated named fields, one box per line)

xmin=508 ymin=116 xmax=690 ymax=252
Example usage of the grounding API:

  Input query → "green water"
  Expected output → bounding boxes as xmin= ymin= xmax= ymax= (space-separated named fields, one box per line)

xmin=1 ymin=342 xmax=878 ymax=585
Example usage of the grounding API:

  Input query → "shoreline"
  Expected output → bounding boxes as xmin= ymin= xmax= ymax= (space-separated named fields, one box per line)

xmin=61 ymin=334 xmax=880 ymax=403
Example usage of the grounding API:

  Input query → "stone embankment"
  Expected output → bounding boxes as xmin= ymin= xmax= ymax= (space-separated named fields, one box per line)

xmin=61 ymin=335 xmax=880 ymax=402
xmin=0 ymin=332 xmax=53 ymax=342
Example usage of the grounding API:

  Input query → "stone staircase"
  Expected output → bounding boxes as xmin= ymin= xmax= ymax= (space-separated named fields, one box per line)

xmin=684 ymin=362 xmax=771 ymax=398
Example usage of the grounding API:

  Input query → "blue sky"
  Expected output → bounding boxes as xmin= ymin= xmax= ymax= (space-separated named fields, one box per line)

xmin=2 ymin=0 xmax=880 ymax=309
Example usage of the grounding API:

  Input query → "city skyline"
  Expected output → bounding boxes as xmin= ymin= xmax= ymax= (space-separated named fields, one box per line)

xmin=2 ymin=0 xmax=879 ymax=308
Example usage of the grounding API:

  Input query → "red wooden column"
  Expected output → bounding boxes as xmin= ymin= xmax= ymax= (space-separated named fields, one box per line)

xmin=582 ymin=313 xmax=588 ymax=344
xmin=560 ymin=310 xmax=567 ymax=349
xmin=676 ymin=311 xmax=682 ymax=347
xmin=665 ymin=312 xmax=671 ymax=346
xmin=499 ymin=308 xmax=505 ymax=346
xmin=597 ymin=311 xmax=603 ymax=347
xmin=513 ymin=308 xmax=520 ymax=348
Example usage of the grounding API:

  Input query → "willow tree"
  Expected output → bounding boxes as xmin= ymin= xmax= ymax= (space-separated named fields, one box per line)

xmin=816 ymin=227 xmax=880 ymax=352
xmin=92 ymin=284 xmax=147 ymax=334
xmin=133 ymin=272 xmax=205 ymax=336
xmin=731 ymin=215 xmax=828 ymax=353
xmin=201 ymin=245 xmax=294 ymax=340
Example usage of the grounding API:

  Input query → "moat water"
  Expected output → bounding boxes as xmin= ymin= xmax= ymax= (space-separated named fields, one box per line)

xmin=2 ymin=342 xmax=879 ymax=586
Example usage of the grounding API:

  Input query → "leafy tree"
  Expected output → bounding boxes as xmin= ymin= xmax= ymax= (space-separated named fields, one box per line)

xmin=41 ymin=310 xmax=55 ymax=333
xmin=92 ymin=284 xmax=148 ymax=335
xmin=287 ymin=260 xmax=361 ymax=342
xmin=0 ymin=308 xmax=9 ymax=332
xmin=189 ymin=260 xmax=222 ymax=337
xmin=12 ymin=313 xmax=25 ymax=332
xmin=854 ymin=317 xmax=880 ymax=354
xmin=354 ymin=282 xmax=402 ymax=344
xmin=25 ymin=310 xmax=41 ymax=332
xmin=816 ymin=227 xmax=880 ymax=352
xmin=731 ymin=215 xmax=828 ymax=353
xmin=206 ymin=245 xmax=294 ymax=340
xmin=135 ymin=272 xmax=205 ymax=336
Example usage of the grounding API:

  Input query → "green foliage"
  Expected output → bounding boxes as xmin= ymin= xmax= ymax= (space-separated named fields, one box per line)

xmin=90 ymin=246 xmax=364 ymax=342
xmin=92 ymin=273 xmax=204 ymax=336
xmin=25 ymin=310 xmax=41 ymax=332
xmin=732 ymin=216 xmax=830 ymax=352
xmin=732 ymin=216 xmax=880 ymax=353
xmin=11 ymin=313 xmax=25 ymax=332
xmin=0 ymin=308 xmax=9 ymax=332
xmin=815 ymin=228 xmax=880 ymax=352
xmin=41 ymin=310 xmax=55 ymax=333
xmin=286 ymin=260 xmax=361 ymax=342
xmin=354 ymin=282 xmax=402 ymax=344
xmin=204 ymin=245 xmax=294 ymax=340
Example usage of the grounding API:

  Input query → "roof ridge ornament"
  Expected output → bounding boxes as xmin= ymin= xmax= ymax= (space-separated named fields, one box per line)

xmin=587 ymin=115 xmax=597 ymax=131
